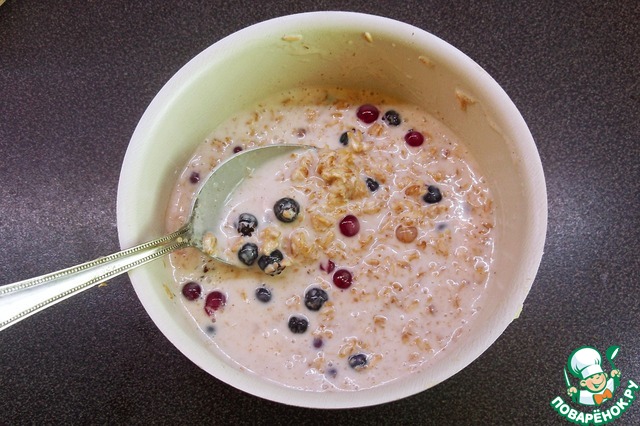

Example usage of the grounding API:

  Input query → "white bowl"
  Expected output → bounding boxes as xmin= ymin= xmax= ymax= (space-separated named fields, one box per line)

xmin=117 ymin=11 xmax=546 ymax=408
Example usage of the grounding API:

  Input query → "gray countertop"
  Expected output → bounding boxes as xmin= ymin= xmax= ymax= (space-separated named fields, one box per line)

xmin=1 ymin=0 xmax=638 ymax=424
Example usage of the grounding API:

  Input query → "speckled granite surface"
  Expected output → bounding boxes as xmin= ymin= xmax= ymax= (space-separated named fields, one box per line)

xmin=1 ymin=0 xmax=638 ymax=424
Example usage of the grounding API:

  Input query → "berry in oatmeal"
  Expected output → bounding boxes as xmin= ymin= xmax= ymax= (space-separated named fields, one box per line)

xmin=383 ymin=110 xmax=401 ymax=126
xmin=204 ymin=291 xmax=226 ymax=316
xmin=255 ymin=286 xmax=272 ymax=303
xmin=236 ymin=213 xmax=258 ymax=236
xmin=348 ymin=353 xmax=368 ymax=370
xmin=365 ymin=177 xmax=379 ymax=192
xmin=332 ymin=269 xmax=353 ymax=289
xmin=238 ymin=243 xmax=259 ymax=266
xmin=356 ymin=104 xmax=379 ymax=124
xmin=320 ymin=259 xmax=335 ymax=274
xmin=404 ymin=130 xmax=424 ymax=147
xmin=273 ymin=197 xmax=300 ymax=223
xmin=339 ymin=131 xmax=349 ymax=146
xmin=288 ymin=315 xmax=309 ymax=334
xmin=304 ymin=287 xmax=329 ymax=311
xmin=339 ymin=215 xmax=360 ymax=237
xmin=257 ymin=249 xmax=286 ymax=276
xmin=423 ymin=185 xmax=443 ymax=204
xmin=181 ymin=281 xmax=202 ymax=301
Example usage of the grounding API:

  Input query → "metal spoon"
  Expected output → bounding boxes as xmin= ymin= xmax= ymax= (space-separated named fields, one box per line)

xmin=0 ymin=144 xmax=312 ymax=331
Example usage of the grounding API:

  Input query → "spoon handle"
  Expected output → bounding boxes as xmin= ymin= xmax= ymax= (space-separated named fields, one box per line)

xmin=0 ymin=227 xmax=190 ymax=331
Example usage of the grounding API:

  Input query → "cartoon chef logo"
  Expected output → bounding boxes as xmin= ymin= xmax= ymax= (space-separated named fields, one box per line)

xmin=551 ymin=345 xmax=638 ymax=424
xmin=565 ymin=346 xmax=621 ymax=406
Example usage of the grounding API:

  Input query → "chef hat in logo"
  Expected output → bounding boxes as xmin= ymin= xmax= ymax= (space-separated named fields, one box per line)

xmin=568 ymin=347 xmax=604 ymax=380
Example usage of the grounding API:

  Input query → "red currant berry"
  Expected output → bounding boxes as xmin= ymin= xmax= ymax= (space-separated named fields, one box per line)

xmin=181 ymin=281 xmax=201 ymax=301
xmin=204 ymin=291 xmax=226 ymax=316
xmin=333 ymin=269 xmax=353 ymax=289
xmin=320 ymin=259 xmax=336 ymax=274
xmin=339 ymin=215 xmax=360 ymax=237
xmin=356 ymin=104 xmax=379 ymax=124
xmin=404 ymin=130 xmax=424 ymax=147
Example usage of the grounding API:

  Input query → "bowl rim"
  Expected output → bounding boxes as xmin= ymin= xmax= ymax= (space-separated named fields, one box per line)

xmin=116 ymin=10 xmax=547 ymax=408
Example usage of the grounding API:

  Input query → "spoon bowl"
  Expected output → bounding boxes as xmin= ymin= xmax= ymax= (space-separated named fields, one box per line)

xmin=0 ymin=144 xmax=311 ymax=331
xmin=189 ymin=144 xmax=313 ymax=261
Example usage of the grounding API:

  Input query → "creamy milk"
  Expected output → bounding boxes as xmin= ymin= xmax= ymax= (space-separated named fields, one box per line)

xmin=165 ymin=87 xmax=495 ymax=391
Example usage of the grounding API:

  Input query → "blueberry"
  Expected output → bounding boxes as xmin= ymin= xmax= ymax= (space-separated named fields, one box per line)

xmin=237 ymin=213 xmax=258 ymax=236
xmin=238 ymin=243 xmax=259 ymax=266
xmin=272 ymin=249 xmax=284 ymax=261
xmin=273 ymin=197 xmax=300 ymax=223
xmin=304 ymin=287 xmax=329 ymax=311
xmin=339 ymin=131 xmax=349 ymax=146
xmin=365 ymin=177 xmax=379 ymax=192
xmin=258 ymin=250 xmax=286 ymax=276
xmin=348 ymin=353 xmax=368 ymax=370
xmin=383 ymin=110 xmax=401 ymax=126
xmin=288 ymin=315 xmax=309 ymax=334
xmin=255 ymin=286 xmax=272 ymax=303
xmin=189 ymin=171 xmax=200 ymax=184
xmin=257 ymin=255 xmax=270 ymax=270
xmin=423 ymin=185 xmax=443 ymax=204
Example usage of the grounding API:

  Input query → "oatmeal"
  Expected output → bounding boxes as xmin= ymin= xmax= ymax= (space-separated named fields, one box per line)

xmin=165 ymin=87 xmax=495 ymax=391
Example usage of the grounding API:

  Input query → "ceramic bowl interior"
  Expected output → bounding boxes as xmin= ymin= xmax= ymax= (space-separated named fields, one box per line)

xmin=117 ymin=11 xmax=546 ymax=408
